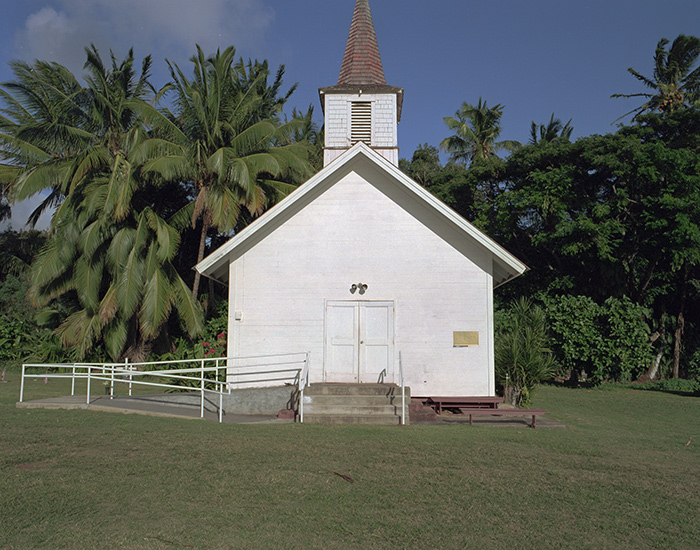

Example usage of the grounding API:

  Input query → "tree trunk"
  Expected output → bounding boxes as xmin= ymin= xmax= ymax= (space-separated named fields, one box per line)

xmin=647 ymin=351 xmax=663 ymax=381
xmin=192 ymin=217 xmax=210 ymax=301
xmin=673 ymin=269 xmax=688 ymax=379
xmin=207 ymin=277 xmax=216 ymax=316
xmin=645 ymin=313 xmax=666 ymax=381
xmin=673 ymin=311 xmax=684 ymax=379
xmin=503 ymin=384 xmax=521 ymax=407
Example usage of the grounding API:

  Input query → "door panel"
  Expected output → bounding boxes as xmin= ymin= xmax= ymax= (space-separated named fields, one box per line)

xmin=326 ymin=303 xmax=358 ymax=382
xmin=359 ymin=303 xmax=393 ymax=383
xmin=325 ymin=301 xmax=394 ymax=383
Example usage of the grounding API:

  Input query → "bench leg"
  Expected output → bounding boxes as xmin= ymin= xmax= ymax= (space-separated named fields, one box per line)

xmin=469 ymin=414 xmax=473 ymax=426
xmin=532 ymin=415 xmax=536 ymax=429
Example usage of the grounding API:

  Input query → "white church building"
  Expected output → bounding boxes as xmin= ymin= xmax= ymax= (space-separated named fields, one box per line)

xmin=196 ymin=0 xmax=526 ymax=407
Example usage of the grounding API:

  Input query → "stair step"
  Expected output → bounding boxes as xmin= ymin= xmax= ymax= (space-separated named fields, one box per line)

xmin=299 ymin=384 xmax=410 ymax=425
xmin=303 ymin=394 xmax=405 ymax=406
xmin=304 ymin=413 xmax=402 ymax=425
xmin=305 ymin=384 xmax=410 ymax=397
xmin=303 ymin=403 xmax=400 ymax=415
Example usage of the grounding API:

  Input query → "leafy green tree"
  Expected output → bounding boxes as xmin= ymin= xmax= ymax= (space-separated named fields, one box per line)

xmin=495 ymin=297 xmax=556 ymax=407
xmin=440 ymin=98 xmax=520 ymax=165
xmin=529 ymin=114 xmax=573 ymax=144
xmin=141 ymin=45 xmax=313 ymax=299
xmin=0 ymin=57 xmax=94 ymax=224
xmin=399 ymin=143 xmax=442 ymax=188
xmin=492 ymin=109 xmax=700 ymax=378
xmin=288 ymin=105 xmax=324 ymax=172
xmin=542 ymin=294 xmax=654 ymax=383
xmin=233 ymin=58 xmax=297 ymax=121
xmin=0 ymin=229 xmax=46 ymax=280
xmin=612 ymin=34 xmax=700 ymax=120
xmin=0 ymin=177 xmax=10 ymax=223
xmin=400 ymin=144 xmax=480 ymax=222
xmin=0 ymin=48 xmax=203 ymax=362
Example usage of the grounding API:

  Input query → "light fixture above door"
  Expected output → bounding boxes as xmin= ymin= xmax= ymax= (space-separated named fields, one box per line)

xmin=350 ymin=283 xmax=368 ymax=295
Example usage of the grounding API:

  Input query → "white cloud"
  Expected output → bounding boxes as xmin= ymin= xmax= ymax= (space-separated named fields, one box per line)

xmin=14 ymin=0 xmax=275 ymax=79
xmin=14 ymin=6 xmax=96 ymax=74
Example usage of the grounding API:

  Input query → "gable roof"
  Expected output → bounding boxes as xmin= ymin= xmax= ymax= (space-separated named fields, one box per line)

xmin=196 ymin=142 xmax=528 ymax=288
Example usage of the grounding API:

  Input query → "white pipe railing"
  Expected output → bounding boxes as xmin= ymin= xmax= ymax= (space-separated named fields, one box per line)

xmin=299 ymin=352 xmax=311 ymax=423
xmin=20 ymin=353 xmax=310 ymax=423
xmin=399 ymin=351 xmax=406 ymax=425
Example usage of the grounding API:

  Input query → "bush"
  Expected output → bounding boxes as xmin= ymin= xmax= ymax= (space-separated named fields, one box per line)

xmin=542 ymin=294 xmax=654 ymax=383
xmin=495 ymin=298 xmax=557 ymax=407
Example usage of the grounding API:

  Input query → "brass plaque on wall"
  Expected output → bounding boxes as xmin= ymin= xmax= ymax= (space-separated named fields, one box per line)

xmin=453 ymin=331 xmax=479 ymax=346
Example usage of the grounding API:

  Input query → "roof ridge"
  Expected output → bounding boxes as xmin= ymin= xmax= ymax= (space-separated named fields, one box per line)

xmin=337 ymin=0 xmax=386 ymax=86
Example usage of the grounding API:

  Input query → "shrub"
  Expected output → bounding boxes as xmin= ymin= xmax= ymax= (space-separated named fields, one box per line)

xmin=542 ymin=294 xmax=654 ymax=383
xmin=495 ymin=298 xmax=557 ymax=407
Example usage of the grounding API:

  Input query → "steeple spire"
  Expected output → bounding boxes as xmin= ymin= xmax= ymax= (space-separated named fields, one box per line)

xmin=338 ymin=0 xmax=386 ymax=86
xmin=319 ymin=0 xmax=403 ymax=167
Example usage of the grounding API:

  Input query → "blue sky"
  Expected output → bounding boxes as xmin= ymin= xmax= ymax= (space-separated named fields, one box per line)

xmin=1 ymin=0 xmax=699 ymax=229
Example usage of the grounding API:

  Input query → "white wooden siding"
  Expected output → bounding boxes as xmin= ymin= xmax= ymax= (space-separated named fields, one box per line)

xmin=227 ymin=169 xmax=495 ymax=396
xmin=323 ymin=93 xmax=398 ymax=166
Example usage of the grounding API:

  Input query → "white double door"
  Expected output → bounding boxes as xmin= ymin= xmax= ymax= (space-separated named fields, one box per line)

xmin=324 ymin=301 xmax=394 ymax=383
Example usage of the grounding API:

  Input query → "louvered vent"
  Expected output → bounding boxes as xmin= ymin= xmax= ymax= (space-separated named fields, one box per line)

xmin=351 ymin=101 xmax=372 ymax=145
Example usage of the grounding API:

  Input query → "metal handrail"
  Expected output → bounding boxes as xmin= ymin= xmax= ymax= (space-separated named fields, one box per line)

xmin=299 ymin=352 xmax=311 ymax=423
xmin=399 ymin=351 xmax=406 ymax=425
xmin=20 ymin=352 xmax=311 ymax=423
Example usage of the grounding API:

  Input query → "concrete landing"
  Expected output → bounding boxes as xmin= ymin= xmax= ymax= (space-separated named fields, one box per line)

xmin=16 ymin=394 xmax=565 ymax=427
xmin=16 ymin=394 xmax=292 ymax=424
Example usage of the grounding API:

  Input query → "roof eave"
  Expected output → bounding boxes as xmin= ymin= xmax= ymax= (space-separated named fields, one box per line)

xmin=196 ymin=143 xmax=527 ymax=287
xmin=319 ymin=85 xmax=404 ymax=121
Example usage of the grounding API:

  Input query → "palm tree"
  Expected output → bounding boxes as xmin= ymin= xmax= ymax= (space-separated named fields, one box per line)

xmin=0 ymin=47 xmax=203 ymax=362
xmin=233 ymin=57 xmax=297 ymax=122
xmin=529 ymin=114 xmax=573 ymax=145
xmin=612 ymin=34 xmax=700 ymax=121
xmin=440 ymin=98 xmax=520 ymax=165
xmin=140 ymin=45 xmax=313 ymax=300
xmin=288 ymin=105 xmax=324 ymax=171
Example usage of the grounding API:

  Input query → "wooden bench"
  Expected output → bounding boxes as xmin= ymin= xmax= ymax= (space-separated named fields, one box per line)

xmin=459 ymin=408 xmax=547 ymax=428
xmin=424 ymin=396 xmax=503 ymax=414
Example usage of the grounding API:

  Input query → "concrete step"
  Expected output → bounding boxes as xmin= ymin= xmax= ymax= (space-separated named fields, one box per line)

xmin=303 ymin=403 xmax=400 ymax=416
xmin=303 ymin=413 xmax=402 ymax=425
xmin=300 ymin=383 xmax=410 ymax=425
xmin=302 ymin=394 xmax=405 ymax=406
xmin=305 ymin=383 xmax=410 ymax=398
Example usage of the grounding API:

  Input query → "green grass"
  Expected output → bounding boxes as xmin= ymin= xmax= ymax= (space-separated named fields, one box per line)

xmin=1 ymin=370 xmax=699 ymax=549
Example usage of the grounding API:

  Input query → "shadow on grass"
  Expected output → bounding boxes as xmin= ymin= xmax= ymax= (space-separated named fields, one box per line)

xmin=543 ymin=378 xmax=700 ymax=398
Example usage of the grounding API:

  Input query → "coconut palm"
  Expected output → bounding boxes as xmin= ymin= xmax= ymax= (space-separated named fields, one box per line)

xmin=612 ymin=34 xmax=700 ymax=121
xmin=529 ymin=114 xmax=573 ymax=145
xmin=288 ymin=105 xmax=324 ymax=171
xmin=139 ymin=45 xmax=313 ymax=299
xmin=440 ymin=98 xmax=520 ymax=165
xmin=0 ymin=47 xmax=202 ymax=362
xmin=233 ymin=57 xmax=297 ymax=122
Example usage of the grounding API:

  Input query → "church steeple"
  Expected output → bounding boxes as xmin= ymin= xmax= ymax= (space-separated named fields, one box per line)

xmin=337 ymin=0 xmax=386 ymax=86
xmin=319 ymin=0 xmax=403 ymax=167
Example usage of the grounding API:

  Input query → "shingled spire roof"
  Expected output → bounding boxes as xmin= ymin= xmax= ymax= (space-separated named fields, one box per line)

xmin=319 ymin=0 xmax=403 ymax=120
xmin=337 ymin=0 xmax=385 ymax=86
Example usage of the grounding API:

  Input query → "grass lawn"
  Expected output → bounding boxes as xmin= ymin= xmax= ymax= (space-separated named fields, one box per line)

xmin=1 ymin=369 xmax=699 ymax=549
